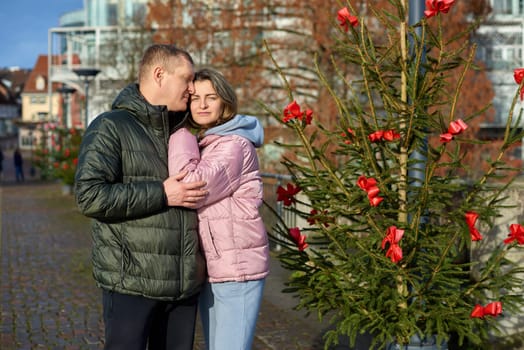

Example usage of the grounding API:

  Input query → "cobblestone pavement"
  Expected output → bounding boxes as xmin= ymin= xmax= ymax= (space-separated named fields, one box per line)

xmin=0 ymin=156 xmax=337 ymax=350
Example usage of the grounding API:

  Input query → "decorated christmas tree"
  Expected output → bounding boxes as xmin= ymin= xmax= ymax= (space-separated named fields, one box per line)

xmin=265 ymin=0 xmax=524 ymax=348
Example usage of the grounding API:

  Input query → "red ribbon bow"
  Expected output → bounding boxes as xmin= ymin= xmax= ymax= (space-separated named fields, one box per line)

xmin=465 ymin=211 xmax=482 ymax=241
xmin=357 ymin=175 xmax=384 ymax=206
xmin=503 ymin=223 xmax=524 ymax=245
xmin=424 ymin=0 xmax=455 ymax=18
xmin=283 ymin=100 xmax=313 ymax=125
xmin=289 ymin=227 xmax=308 ymax=251
xmin=368 ymin=130 xmax=401 ymax=142
xmin=337 ymin=7 xmax=358 ymax=32
xmin=514 ymin=68 xmax=524 ymax=101
xmin=440 ymin=119 xmax=468 ymax=143
xmin=276 ymin=183 xmax=301 ymax=207
xmin=470 ymin=301 xmax=502 ymax=318
xmin=381 ymin=226 xmax=404 ymax=263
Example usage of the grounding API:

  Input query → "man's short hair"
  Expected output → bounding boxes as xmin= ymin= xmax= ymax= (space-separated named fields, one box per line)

xmin=138 ymin=44 xmax=193 ymax=82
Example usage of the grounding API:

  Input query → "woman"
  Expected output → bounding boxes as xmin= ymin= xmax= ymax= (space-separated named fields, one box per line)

xmin=168 ymin=68 xmax=269 ymax=350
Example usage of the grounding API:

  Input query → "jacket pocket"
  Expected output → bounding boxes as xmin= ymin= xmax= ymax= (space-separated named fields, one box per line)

xmin=199 ymin=219 xmax=220 ymax=260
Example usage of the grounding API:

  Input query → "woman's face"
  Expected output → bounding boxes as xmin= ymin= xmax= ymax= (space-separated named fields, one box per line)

xmin=190 ymin=80 xmax=223 ymax=127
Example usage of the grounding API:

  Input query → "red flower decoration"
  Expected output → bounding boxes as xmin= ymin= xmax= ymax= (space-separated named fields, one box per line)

xmin=368 ymin=131 xmax=383 ymax=142
xmin=503 ymin=224 xmax=524 ymax=245
xmin=381 ymin=226 xmax=404 ymax=263
xmin=337 ymin=7 xmax=358 ymax=32
xmin=283 ymin=100 xmax=313 ymax=125
xmin=357 ymin=175 xmax=384 ymax=207
xmin=368 ymin=130 xmax=400 ymax=142
xmin=514 ymin=68 xmax=524 ymax=100
xmin=276 ymin=183 xmax=301 ymax=206
xmin=424 ymin=0 xmax=455 ymax=18
xmin=448 ymin=119 xmax=468 ymax=134
xmin=440 ymin=119 xmax=468 ymax=143
xmin=514 ymin=68 xmax=524 ymax=84
xmin=383 ymin=130 xmax=401 ymax=141
xmin=289 ymin=227 xmax=308 ymax=251
xmin=470 ymin=301 xmax=502 ymax=318
xmin=465 ymin=211 xmax=483 ymax=241
xmin=439 ymin=133 xmax=453 ymax=143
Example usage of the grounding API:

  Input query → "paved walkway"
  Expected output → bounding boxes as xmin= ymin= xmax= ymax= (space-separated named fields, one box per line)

xmin=0 ymin=152 xmax=345 ymax=350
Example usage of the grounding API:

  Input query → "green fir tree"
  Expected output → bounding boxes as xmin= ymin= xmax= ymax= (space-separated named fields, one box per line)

xmin=264 ymin=0 xmax=524 ymax=348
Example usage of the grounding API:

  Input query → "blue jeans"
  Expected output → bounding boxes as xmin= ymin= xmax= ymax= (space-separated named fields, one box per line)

xmin=199 ymin=279 xmax=265 ymax=350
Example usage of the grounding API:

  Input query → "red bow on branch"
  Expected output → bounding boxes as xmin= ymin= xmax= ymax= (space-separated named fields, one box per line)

xmin=283 ymin=100 xmax=313 ymax=125
xmin=439 ymin=119 xmax=468 ymax=143
xmin=337 ymin=7 xmax=358 ymax=32
xmin=276 ymin=183 xmax=301 ymax=206
xmin=470 ymin=301 xmax=502 ymax=318
xmin=503 ymin=223 xmax=524 ymax=245
xmin=368 ymin=129 xmax=401 ymax=142
xmin=514 ymin=68 xmax=524 ymax=101
xmin=357 ymin=175 xmax=384 ymax=206
xmin=289 ymin=227 xmax=308 ymax=251
xmin=424 ymin=0 xmax=455 ymax=18
xmin=465 ymin=211 xmax=483 ymax=241
xmin=381 ymin=226 xmax=404 ymax=263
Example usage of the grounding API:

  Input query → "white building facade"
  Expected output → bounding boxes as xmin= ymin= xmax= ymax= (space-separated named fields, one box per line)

xmin=48 ymin=0 xmax=150 ymax=127
xmin=476 ymin=1 xmax=524 ymax=128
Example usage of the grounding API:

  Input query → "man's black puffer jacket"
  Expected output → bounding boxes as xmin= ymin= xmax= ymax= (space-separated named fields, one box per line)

xmin=74 ymin=84 xmax=205 ymax=301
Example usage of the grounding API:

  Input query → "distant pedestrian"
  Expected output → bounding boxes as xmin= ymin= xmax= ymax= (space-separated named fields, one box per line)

xmin=14 ymin=148 xmax=24 ymax=182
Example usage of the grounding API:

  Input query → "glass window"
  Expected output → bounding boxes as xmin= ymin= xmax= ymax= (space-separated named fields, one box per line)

xmin=493 ymin=0 xmax=514 ymax=14
xmin=35 ymin=76 xmax=45 ymax=91
xmin=107 ymin=4 xmax=118 ymax=25
xmin=132 ymin=4 xmax=146 ymax=24
xmin=507 ymin=48 xmax=515 ymax=60
xmin=493 ymin=48 xmax=503 ymax=60
xmin=21 ymin=135 xmax=32 ymax=147
xmin=31 ymin=95 xmax=46 ymax=104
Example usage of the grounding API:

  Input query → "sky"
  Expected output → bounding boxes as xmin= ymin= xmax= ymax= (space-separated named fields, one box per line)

xmin=0 ymin=0 xmax=84 ymax=70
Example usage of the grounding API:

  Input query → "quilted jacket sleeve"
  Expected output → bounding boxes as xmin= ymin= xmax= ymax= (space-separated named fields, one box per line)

xmin=74 ymin=115 xmax=167 ymax=221
xmin=168 ymin=128 xmax=201 ymax=176
xmin=168 ymin=128 xmax=246 ymax=207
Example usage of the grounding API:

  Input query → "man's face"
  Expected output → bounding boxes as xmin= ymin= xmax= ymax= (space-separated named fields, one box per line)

xmin=162 ymin=57 xmax=195 ymax=112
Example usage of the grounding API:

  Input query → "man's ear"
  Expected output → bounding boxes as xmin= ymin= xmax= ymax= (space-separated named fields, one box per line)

xmin=153 ymin=66 xmax=164 ymax=85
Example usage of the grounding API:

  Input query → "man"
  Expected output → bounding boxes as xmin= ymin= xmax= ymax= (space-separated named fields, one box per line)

xmin=74 ymin=44 xmax=207 ymax=350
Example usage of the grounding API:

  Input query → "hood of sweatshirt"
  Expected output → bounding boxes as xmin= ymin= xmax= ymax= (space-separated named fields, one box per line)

xmin=204 ymin=114 xmax=264 ymax=147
